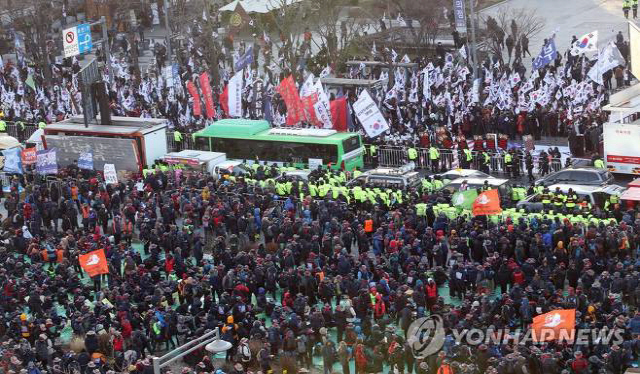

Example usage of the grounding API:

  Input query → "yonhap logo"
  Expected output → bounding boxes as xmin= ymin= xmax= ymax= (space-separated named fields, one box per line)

xmin=407 ymin=315 xmax=445 ymax=359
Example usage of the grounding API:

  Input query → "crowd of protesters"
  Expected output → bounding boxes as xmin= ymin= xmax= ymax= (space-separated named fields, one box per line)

xmin=0 ymin=159 xmax=638 ymax=374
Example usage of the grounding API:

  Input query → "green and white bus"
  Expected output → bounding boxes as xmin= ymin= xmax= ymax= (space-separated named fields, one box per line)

xmin=193 ymin=119 xmax=365 ymax=171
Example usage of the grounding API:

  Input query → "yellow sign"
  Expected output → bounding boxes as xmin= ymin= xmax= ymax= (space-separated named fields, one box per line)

xmin=230 ymin=12 xmax=242 ymax=27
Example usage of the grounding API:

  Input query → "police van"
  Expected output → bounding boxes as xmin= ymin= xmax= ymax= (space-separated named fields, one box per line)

xmin=346 ymin=162 xmax=421 ymax=188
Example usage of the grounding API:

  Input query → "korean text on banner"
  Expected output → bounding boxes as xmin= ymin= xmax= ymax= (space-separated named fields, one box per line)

xmin=186 ymin=81 xmax=202 ymax=117
xmin=276 ymin=75 xmax=306 ymax=126
xmin=353 ymin=90 xmax=389 ymax=138
xmin=21 ymin=148 xmax=36 ymax=165
xmin=235 ymin=46 xmax=254 ymax=72
xmin=199 ymin=72 xmax=216 ymax=119
xmin=79 ymin=248 xmax=109 ymax=277
xmin=228 ymin=70 xmax=243 ymax=117
xmin=104 ymin=164 xmax=118 ymax=184
xmin=36 ymin=149 xmax=58 ymax=175
xmin=453 ymin=0 xmax=467 ymax=33
xmin=3 ymin=148 xmax=22 ymax=174
xmin=78 ymin=151 xmax=94 ymax=170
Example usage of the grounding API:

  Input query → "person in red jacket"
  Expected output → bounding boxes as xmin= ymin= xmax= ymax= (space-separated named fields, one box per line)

xmin=374 ymin=293 xmax=386 ymax=320
xmin=425 ymin=278 xmax=438 ymax=311
xmin=571 ymin=351 xmax=589 ymax=374
xmin=513 ymin=267 xmax=525 ymax=285
xmin=112 ymin=331 xmax=124 ymax=352
xmin=165 ymin=254 xmax=175 ymax=276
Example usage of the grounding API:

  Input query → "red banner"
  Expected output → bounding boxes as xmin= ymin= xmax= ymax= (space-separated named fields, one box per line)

xmin=21 ymin=148 xmax=36 ymax=165
xmin=276 ymin=75 xmax=306 ymax=126
xmin=186 ymin=81 xmax=202 ymax=117
xmin=301 ymin=93 xmax=320 ymax=127
xmin=220 ymin=85 xmax=229 ymax=117
xmin=472 ymin=189 xmax=503 ymax=216
xmin=199 ymin=72 xmax=216 ymax=119
xmin=330 ymin=97 xmax=348 ymax=132
xmin=79 ymin=248 xmax=109 ymax=277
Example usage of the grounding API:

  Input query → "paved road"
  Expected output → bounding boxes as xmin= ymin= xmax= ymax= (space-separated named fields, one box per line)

xmin=480 ymin=0 xmax=635 ymax=66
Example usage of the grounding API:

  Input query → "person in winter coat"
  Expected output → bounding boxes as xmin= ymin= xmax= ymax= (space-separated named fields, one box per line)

xmin=321 ymin=340 xmax=337 ymax=374
xmin=84 ymin=330 xmax=99 ymax=355
xmin=337 ymin=340 xmax=351 ymax=374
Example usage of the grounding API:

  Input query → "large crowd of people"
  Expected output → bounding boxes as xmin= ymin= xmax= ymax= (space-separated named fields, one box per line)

xmin=0 ymin=2 xmax=638 ymax=374
xmin=0 ymin=159 xmax=638 ymax=374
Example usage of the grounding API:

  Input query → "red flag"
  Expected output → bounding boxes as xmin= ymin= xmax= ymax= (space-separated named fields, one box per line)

xmin=330 ymin=97 xmax=348 ymax=132
xmin=79 ymin=249 xmax=109 ymax=277
xmin=21 ymin=148 xmax=36 ymax=165
xmin=301 ymin=93 xmax=321 ymax=127
xmin=472 ymin=189 xmax=502 ymax=216
xmin=186 ymin=81 xmax=202 ymax=117
xmin=276 ymin=75 xmax=306 ymax=126
xmin=199 ymin=72 xmax=216 ymax=119
xmin=219 ymin=85 xmax=229 ymax=117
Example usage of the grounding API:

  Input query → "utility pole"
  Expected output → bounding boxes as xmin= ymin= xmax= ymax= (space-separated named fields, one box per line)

xmin=468 ymin=0 xmax=480 ymax=97
xmin=100 ymin=16 xmax=113 ymax=84
xmin=164 ymin=0 xmax=172 ymax=63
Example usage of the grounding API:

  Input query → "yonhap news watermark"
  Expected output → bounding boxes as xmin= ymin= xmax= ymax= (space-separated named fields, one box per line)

xmin=407 ymin=311 xmax=625 ymax=359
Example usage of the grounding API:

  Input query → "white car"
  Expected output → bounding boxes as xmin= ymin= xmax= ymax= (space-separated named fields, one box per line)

xmin=437 ymin=169 xmax=492 ymax=181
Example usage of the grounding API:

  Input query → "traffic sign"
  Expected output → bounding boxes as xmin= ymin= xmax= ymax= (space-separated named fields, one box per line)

xmin=63 ymin=24 xmax=92 ymax=58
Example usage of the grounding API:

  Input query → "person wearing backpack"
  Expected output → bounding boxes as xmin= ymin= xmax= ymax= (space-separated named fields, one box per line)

xmin=296 ymin=334 xmax=310 ymax=368
xmin=238 ymin=337 xmax=251 ymax=365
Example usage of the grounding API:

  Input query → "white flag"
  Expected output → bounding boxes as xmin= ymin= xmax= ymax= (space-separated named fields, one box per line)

xmin=401 ymin=54 xmax=411 ymax=64
xmin=353 ymin=90 xmax=389 ymax=138
xmin=228 ymin=70 xmax=243 ymax=117
xmin=570 ymin=31 xmax=598 ymax=56
xmin=459 ymin=45 xmax=467 ymax=60
xmin=300 ymin=73 xmax=316 ymax=97
xmin=587 ymin=41 xmax=625 ymax=84
xmin=320 ymin=65 xmax=331 ymax=78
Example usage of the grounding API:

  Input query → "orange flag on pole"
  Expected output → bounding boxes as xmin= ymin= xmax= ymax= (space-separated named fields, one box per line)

xmin=79 ymin=249 xmax=109 ymax=277
xmin=472 ymin=189 xmax=502 ymax=216
xmin=531 ymin=309 xmax=576 ymax=342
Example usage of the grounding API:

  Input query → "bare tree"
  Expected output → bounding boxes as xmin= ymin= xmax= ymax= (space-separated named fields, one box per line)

xmin=481 ymin=7 xmax=545 ymax=62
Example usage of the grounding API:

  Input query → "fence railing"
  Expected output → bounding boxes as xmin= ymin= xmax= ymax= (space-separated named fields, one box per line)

xmin=363 ymin=145 xmax=564 ymax=176
xmin=2 ymin=123 xmax=39 ymax=143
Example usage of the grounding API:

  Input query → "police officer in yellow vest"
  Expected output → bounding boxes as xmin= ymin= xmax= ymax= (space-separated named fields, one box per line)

xmin=594 ymin=157 xmax=605 ymax=168
xmin=0 ymin=119 xmax=5 ymax=133
xmin=407 ymin=146 xmax=418 ymax=163
xmin=481 ymin=151 xmax=490 ymax=174
xmin=368 ymin=145 xmax=378 ymax=167
xmin=624 ymin=0 xmax=631 ymax=18
xmin=429 ymin=146 xmax=440 ymax=172
xmin=565 ymin=188 xmax=578 ymax=213
xmin=38 ymin=121 xmax=46 ymax=130
xmin=504 ymin=151 xmax=513 ymax=177
xmin=174 ymin=130 xmax=183 ymax=151
xmin=540 ymin=188 xmax=552 ymax=211
xmin=463 ymin=148 xmax=473 ymax=169
xmin=552 ymin=188 xmax=565 ymax=212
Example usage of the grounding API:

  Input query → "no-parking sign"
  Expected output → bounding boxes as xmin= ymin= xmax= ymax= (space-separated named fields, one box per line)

xmin=63 ymin=24 xmax=92 ymax=58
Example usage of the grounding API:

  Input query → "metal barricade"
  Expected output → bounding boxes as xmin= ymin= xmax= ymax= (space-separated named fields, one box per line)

xmin=377 ymin=147 xmax=408 ymax=167
xmin=166 ymin=132 xmax=195 ymax=152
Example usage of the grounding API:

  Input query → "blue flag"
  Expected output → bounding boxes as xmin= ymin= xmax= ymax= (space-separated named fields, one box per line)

xmin=532 ymin=38 xmax=557 ymax=70
xmin=78 ymin=151 xmax=94 ymax=170
xmin=2 ymin=148 xmax=22 ymax=174
xmin=36 ymin=149 xmax=58 ymax=175
xmin=234 ymin=46 xmax=254 ymax=72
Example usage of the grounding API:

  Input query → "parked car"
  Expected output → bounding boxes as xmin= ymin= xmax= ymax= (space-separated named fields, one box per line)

xmin=440 ymin=177 xmax=512 ymax=199
xmin=346 ymin=163 xmax=420 ymax=188
xmin=534 ymin=167 xmax=614 ymax=187
xmin=517 ymin=184 xmax=625 ymax=212
xmin=275 ymin=170 xmax=312 ymax=182
xmin=437 ymin=169 xmax=492 ymax=181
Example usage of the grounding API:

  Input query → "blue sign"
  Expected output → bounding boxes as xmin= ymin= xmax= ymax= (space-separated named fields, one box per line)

xmin=78 ymin=151 xmax=93 ymax=170
xmin=453 ymin=0 xmax=467 ymax=33
xmin=77 ymin=24 xmax=93 ymax=55
xmin=36 ymin=149 xmax=58 ymax=175
xmin=2 ymin=148 xmax=22 ymax=174
xmin=235 ymin=46 xmax=254 ymax=72
xmin=532 ymin=38 xmax=557 ymax=70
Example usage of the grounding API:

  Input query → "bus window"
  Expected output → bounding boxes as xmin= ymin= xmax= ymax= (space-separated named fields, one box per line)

xmin=211 ymin=138 xmax=338 ymax=165
xmin=342 ymin=136 xmax=361 ymax=154
xmin=195 ymin=137 xmax=211 ymax=151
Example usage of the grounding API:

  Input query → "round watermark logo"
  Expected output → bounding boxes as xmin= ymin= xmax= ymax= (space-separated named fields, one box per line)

xmin=407 ymin=315 xmax=446 ymax=359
